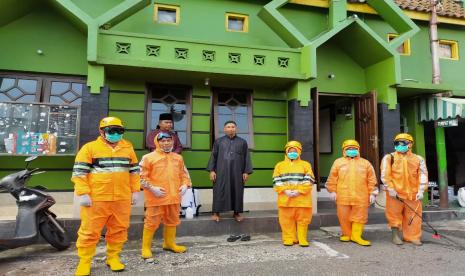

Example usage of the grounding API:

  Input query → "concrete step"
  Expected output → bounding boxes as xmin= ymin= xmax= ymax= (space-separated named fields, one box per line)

xmin=1 ymin=207 xmax=463 ymax=246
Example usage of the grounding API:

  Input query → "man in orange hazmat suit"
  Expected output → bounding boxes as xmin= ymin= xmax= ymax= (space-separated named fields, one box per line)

xmin=381 ymin=133 xmax=428 ymax=246
xmin=326 ymin=139 xmax=378 ymax=246
xmin=72 ymin=117 xmax=141 ymax=275
xmin=273 ymin=140 xmax=315 ymax=247
xmin=140 ymin=132 xmax=192 ymax=260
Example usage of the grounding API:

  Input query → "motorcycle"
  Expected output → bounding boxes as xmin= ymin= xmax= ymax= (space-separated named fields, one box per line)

xmin=0 ymin=156 xmax=70 ymax=251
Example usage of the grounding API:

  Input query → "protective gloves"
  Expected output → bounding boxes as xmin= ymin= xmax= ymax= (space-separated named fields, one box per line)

xmin=415 ymin=190 xmax=424 ymax=201
xmin=79 ymin=194 xmax=92 ymax=207
xmin=131 ymin=192 xmax=139 ymax=205
xmin=284 ymin=190 xmax=297 ymax=197
xmin=148 ymin=186 xmax=166 ymax=197
xmin=388 ymin=188 xmax=397 ymax=198
xmin=369 ymin=194 xmax=376 ymax=205
xmin=179 ymin=185 xmax=188 ymax=196
xmin=329 ymin=192 xmax=337 ymax=201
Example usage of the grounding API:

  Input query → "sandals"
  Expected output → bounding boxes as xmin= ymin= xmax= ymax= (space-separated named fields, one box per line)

xmin=233 ymin=213 xmax=244 ymax=222
xmin=227 ymin=234 xmax=251 ymax=242
xmin=211 ymin=214 xmax=220 ymax=222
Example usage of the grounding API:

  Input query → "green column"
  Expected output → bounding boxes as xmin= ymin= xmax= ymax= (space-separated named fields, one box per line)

xmin=435 ymin=127 xmax=449 ymax=208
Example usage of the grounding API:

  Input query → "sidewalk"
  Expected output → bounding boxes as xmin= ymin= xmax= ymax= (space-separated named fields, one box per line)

xmin=1 ymin=197 xmax=464 ymax=243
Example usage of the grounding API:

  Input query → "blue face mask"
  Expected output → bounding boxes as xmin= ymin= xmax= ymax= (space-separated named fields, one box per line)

xmin=105 ymin=133 xmax=123 ymax=143
xmin=395 ymin=144 xmax=409 ymax=153
xmin=346 ymin=149 xmax=359 ymax=158
xmin=287 ymin=152 xmax=299 ymax=160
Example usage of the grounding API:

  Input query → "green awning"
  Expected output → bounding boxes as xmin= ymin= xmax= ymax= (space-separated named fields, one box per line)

xmin=418 ymin=97 xmax=465 ymax=122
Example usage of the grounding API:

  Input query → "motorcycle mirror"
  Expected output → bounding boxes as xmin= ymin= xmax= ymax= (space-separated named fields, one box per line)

xmin=25 ymin=156 xmax=38 ymax=162
xmin=31 ymin=171 xmax=46 ymax=176
xmin=25 ymin=155 xmax=38 ymax=169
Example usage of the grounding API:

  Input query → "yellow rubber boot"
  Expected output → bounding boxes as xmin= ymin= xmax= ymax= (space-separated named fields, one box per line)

xmin=163 ymin=226 xmax=187 ymax=253
xmin=141 ymin=228 xmax=156 ymax=259
xmin=350 ymin=222 xmax=371 ymax=246
xmin=281 ymin=223 xmax=296 ymax=246
xmin=340 ymin=235 xmax=351 ymax=242
xmin=297 ymin=224 xmax=309 ymax=247
xmin=75 ymin=246 xmax=96 ymax=276
xmin=106 ymin=242 xmax=125 ymax=272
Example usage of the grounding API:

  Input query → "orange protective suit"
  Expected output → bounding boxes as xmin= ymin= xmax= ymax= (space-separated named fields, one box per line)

xmin=381 ymin=151 xmax=428 ymax=242
xmin=272 ymin=141 xmax=315 ymax=246
xmin=72 ymin=136 xmax=140 ymax=247
xmin=139 ymin=136 xmax=191 ymax=258
xmin=325 ymin=154 xmax=378 ymax=239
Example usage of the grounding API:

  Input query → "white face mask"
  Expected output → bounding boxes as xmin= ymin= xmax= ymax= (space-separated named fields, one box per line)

xmin=162 ymin=146 xmax=173 ymax=153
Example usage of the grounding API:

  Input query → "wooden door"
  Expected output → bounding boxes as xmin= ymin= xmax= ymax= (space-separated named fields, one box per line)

xmin=311 ymin=87 xmax=320 ymax=191
xmin=355 ymin=91 xmax=380 ymax=178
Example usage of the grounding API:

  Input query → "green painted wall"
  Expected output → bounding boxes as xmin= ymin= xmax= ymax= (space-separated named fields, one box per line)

xmin=73 ymin=0 xmax=126 ymax=19
xmin=365 ymin=16 xmax=465 ymax=90
xmin=319 ymin=104 xmax=356 ymax=177
xmin=280 ymin=4 xmax=328 ymax=41
xmin=314 ymin=41 xmax=367 ymax=94
xmin=112 ymin=0 xmax=287 ymax=48
xmin=0 ymin=156 xmax=76 ymax=190
xmin=0 ymin=6 xmax=87 ymax=75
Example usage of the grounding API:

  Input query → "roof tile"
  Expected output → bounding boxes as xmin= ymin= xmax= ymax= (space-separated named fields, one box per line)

xmin=395 ymin=0 xmax=465 ymax=19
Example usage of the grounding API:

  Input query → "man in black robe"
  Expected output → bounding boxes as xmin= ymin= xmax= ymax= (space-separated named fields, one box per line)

xmin=207 ymin=121 xmax=253 ymax=222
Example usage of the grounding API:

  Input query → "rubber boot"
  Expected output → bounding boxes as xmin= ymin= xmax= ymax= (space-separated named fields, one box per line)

xmin=141 ymin=228 xmax=156 ymax=259
xmin=292 ymin=231 xmax=299 ymax=245
xmin=340 ymin=235 xmax=351 ymax=242
xmin=297 ymin=224 xmax=309 ymax=247
xmin=410 ymin=240 xmax=423 ymax=246
xmin=106 ymin=242 xmax=125 ymax=272
xmin=391 ymin=227 xmax=404 ymax=245
xmin=163 ymin=226 xmax=187 ymax=253
xmin=75 ymin=245 xmax=96 ymax=276
xmin=280 ymin=220 xmax=296 ymax=246
xmin=350 ymin=222 xmax=371 ymax=246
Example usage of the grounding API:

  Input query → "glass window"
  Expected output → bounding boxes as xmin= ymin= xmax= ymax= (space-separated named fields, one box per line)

xmin=148 ymin=85 xmax=191 ymax=147
xmin=214 ymin=89 xmax=253 ymax=147
xmin=226 ymin=13 xmax=248 ymax=32
xmin=0 ymin=73 xmax=85 ymax=155
xmin=154 ymin=4 xmax=179 ymax=25
xmin=387 ymin=34 xmax=411 ymax=55
xmin=0 ymin=77 xmax=40 ymax=103
xmin=438 ymin=40 xmax=459 ymax=60
xmin=47 ymin=80 xmax=83 ymax=106
xmin=0 ymin=102 xmax=80 ymax=155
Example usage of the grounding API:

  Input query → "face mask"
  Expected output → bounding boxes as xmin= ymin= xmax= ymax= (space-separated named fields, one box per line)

xmin=395 ymin=144 xmax=409 ymax=153
xmin=287 ymin=152 xmax=299 ymax=160
xmin=346 ymin=149 xmax=359 ymax=158
xmin=162 ymin=146 xmax=173 ymax=153
xmin=105 ymin=133 xmax=123 ymax=143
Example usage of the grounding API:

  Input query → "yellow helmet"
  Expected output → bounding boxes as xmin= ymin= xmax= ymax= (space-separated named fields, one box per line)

xmin=285 ymin=140 xmax=302 ymax=152
xmin=394 ymin=133 xmax=414 ymax=143
xmin=99 ymin=117 xmax=124 ymax=129
xmin=342 ymin=139 xmax=360 ymax=150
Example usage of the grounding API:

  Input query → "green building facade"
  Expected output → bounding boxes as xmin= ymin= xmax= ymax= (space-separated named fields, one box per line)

xmin=1 ymin=0 xmax=465 ymax=201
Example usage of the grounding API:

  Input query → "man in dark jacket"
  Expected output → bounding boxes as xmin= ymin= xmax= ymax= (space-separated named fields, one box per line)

xmin=146 ymin=113 xmax=183 ymax=154
xmin=207 ymin=121 xmax=253 ymax=222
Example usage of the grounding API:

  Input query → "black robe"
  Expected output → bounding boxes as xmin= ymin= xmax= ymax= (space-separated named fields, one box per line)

xmin=206 ymin=135 xmax=253 ymax=213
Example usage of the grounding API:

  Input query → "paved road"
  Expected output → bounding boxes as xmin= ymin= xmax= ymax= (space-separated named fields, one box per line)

xmin=1 ymin=220 xmax=465 ymax=276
